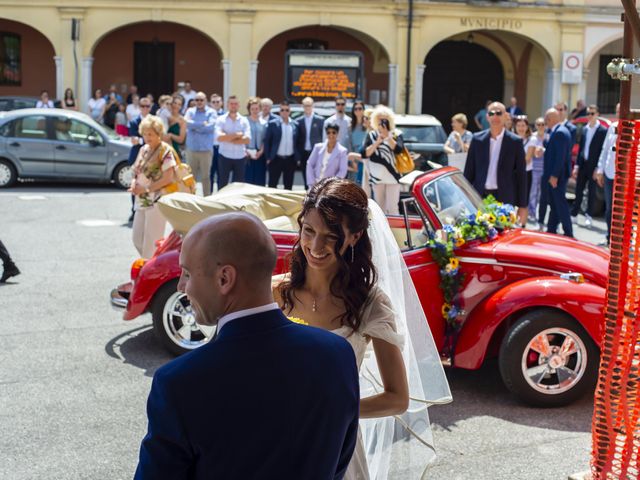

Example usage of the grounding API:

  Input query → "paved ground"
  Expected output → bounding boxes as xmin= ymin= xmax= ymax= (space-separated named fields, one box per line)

xmin=0 ymin=179 xmax=605 ymax=479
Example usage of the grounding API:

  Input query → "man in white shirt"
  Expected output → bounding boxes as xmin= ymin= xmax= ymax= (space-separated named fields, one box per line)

xmin=36 ymin=90 xmax=54 ymax=108
xmin=180 ymin=81 xmax=197 ymax=114
xmin=215 ymin=95 xmax=251 ymax=189
xmin=570 ymin=104 xmax=607 ymax=226
xmin=264 ymin=100 xmax=298 ymax=189
xmin=595 ymin=103 xmax=620 ymax=246
xmin=323 ymin=96 xmax=352 ymax=151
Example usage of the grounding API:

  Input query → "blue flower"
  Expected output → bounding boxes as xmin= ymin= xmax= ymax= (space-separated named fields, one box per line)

xmin=443 ymin=224 xmax=455 ymax=234
xmin=448 ymin=305 xmax=459 ymax=320
xmin=488 ymin=228 xmax=498 ymax=239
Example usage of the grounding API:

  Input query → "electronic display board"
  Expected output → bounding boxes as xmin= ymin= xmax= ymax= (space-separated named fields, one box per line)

xmin=285 ymin=50 xmax=363 ymax=101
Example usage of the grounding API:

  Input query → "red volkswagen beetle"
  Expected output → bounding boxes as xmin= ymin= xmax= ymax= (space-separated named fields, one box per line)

xmin=111 ymin=168 xmax=608 ymax=406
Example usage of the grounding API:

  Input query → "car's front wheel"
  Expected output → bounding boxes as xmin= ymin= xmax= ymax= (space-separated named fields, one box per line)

xmin=112 ymin=162 xmax=133 ymax=189
xmin=0 ymin=159 xmax=17 ymax=188
xmin=151 ymin=280 xmax=215 ymax=356
xmin=499 ymin=309 xmax=599 ymax=407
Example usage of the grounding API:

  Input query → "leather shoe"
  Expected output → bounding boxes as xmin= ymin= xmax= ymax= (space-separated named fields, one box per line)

xmin=0 ymin=265 xmax=20 ymax=283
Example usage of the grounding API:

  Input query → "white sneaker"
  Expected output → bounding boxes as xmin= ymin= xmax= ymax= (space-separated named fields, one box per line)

xmin=571 ymin=215 xmax=578 ymax=224
xmin=584 ymin=214 xmax=592 ymax=228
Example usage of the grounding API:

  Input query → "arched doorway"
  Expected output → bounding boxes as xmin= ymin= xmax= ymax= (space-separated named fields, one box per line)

xmin=92 ymin=22 xmax=223 ymax=99
xmin=423 ymin=40 xmax=504 ymax=131
xmin=0 ymin=19 xmax=55 ymax=97
xmin=257 ymin=26 xmax=389 ymax=104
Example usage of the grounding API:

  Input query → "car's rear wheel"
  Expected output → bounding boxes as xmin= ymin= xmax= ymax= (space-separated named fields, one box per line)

xmin=0 ymin=159 xmax=17 ymax=188
xmin=112 ymin=162 xmax=133 ymax=189
xmin=499 ymin=309 xmax=599 ymax=407
xmin=151 ymin=280 xmax=215 ymax=356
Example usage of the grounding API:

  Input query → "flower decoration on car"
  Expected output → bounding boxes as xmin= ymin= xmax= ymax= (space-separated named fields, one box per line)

xmin=427 ymin=196 xmax=516 ymax=358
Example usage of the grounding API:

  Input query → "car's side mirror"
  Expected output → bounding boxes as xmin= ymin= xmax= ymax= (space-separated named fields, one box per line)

xmin=88 ymin=136 xmax=102 ymax=147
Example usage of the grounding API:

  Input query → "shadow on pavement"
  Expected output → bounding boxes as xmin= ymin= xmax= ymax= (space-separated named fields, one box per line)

xmin=431 ymin=358 xmax=593 ymax=434
xmin=105 ymin=323 xmax=174 ymax=377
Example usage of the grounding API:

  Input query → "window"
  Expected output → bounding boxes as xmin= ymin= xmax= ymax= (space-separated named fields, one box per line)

xmin=423 ymin=172 xmax=483 ymax=224
xmin=54 ymin=117 xmax=104 ymax=145
xmin=397 ymin=125 xmax=447 ymax=144
xmin=597 ymin=55 xmax=621 ymax=115
xmin=0 ymin=120 xmax=12 ymax=137
xmin=0 ymin=32 xmax=21 ymax=86
xmin=287 ymin=39 xmax=328 ymax=50
xmin=15 ymin=115 xmax=47 ymax=139
xmin=397 ymin=197 xmax=433 ymax=251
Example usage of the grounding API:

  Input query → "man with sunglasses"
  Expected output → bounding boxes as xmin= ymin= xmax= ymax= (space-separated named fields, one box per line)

xmin=571 ymin=104 xmax=607 ymax=227
xmin=295 ymin=96 xmax=324 ymax=189
xmin=464 ymin=102 xmax=528 ymax=225
xmin=323 ymin=96 xmax=352 ymax=151
xmin=264 ymin=100 xmax=298 ymax=189
xmin=185 ymin=92 xmax=217 ymax=195
xmin=126 ymin=98 xmax=153 ymax=221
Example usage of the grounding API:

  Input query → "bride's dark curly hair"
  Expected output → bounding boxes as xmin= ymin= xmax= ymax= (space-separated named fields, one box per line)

xmin=279 ymin=177 xmax=377 ymax=331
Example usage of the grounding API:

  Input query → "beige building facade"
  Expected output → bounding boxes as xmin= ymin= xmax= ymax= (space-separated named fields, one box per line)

xmin=0 ymin=0 xmax=631 ymax=125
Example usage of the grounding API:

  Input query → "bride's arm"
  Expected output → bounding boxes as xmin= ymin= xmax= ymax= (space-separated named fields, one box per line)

xmin=359 ymin=339 xmax=409 ymax=418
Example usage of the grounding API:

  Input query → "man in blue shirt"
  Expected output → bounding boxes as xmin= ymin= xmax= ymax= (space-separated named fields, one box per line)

xmin=185 ymin=92 xmax=217 ymax=195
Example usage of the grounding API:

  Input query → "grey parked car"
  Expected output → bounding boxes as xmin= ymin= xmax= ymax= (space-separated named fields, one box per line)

xmin=0 ymin=108 xmax=133 ymax=188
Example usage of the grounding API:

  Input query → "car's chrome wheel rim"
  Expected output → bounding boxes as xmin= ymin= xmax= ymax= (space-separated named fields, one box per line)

xmin=162 ymin=292 xmax=215 ymax=350
xmin=521 ymin=327 xmax=588 ymax=395
xmin=0 ymin=164 xmax=12 ymax=186
xmin=118 ymin=165 xmax=133 ymax=188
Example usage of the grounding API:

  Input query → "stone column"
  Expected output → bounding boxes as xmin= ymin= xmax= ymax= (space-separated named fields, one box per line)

xmin=82 ymin=57 xmax=94 ymax=113
xmin=388 ymin=64 xmax=398 ymax=111
xmin=54 ymin=56 xmax=64 ymax=101
xmin=249 ymin=60 xmax=259 ymax=97
xmin=413 ymin=64 xmax=425 ymax=114
xmin=221 ymin=60 xmax=231 ymax=101
xmin=544 ymin=67 xmax=561 ymax=112
xmin=226 ymin=10 xmax=255 ymax=100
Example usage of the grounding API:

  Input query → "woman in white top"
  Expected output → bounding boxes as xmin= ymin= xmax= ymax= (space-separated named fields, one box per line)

xmin=444 ymin=113 xmax=473 ymax=155
xmin=306 ymin=122 xmax=349 ymax=187
xmin=363 ymin=106 xmax=405 ymax=215
xmin=35 ymin=90 xmax=54 ymax=108
xmin=126 ymin=94 xmax=141 ymax=123
xmin=526 ymin=117 xmax=547 ymax=224
xmin=88 ymin=89 xmax=106 ymax=124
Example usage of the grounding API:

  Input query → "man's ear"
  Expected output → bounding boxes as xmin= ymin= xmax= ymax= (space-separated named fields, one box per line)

xmin=217 ymin=264 xmax=237 ymax=296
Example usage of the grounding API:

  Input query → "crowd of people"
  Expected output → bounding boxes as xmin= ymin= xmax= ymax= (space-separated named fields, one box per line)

xmin=459 ymin=97 xmax=616 ymax=245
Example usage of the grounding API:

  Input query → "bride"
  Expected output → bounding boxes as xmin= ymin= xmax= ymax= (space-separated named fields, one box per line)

xmin=273 ymin=177 xmax=451 ymax=479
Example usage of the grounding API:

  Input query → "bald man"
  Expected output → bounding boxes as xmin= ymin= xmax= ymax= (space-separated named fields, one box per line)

xmin=135 ymin=212 xmax=359 ymax=480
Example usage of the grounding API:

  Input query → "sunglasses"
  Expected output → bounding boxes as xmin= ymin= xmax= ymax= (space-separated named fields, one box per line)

xmin=139 ymin=105 xmax=151 ymax=108
xmin=353 ymin=106 xmax=363 ymax=111
xmin=195 ymin=98 xmax=206 ymax=102
xmin=336 ymin=102 xmax=346 ymax=107
xmin=281 ymin=109 xmax=290 ymax=112
xmin=488 ymin=110 xmax=504 ymax=117
xmin=588 ymin=112 xmax=597 ymax=116
xmin=535 ymin=122 xmax=545 ymax=126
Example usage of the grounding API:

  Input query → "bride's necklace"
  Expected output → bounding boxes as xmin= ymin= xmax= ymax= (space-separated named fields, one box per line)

xmin=310 ymin=291 xmax=332 ymax=312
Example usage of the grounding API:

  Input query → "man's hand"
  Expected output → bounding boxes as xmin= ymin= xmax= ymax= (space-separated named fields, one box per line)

xmin=595 ymin=172 xmax=605 ymax=188
xmin=517 ymin=207 xmax=528 ymax=226
xmin=572 ymin=166 xmax=579 ymax=179
xmin=548 ymin=176 xmax=558 ymax=188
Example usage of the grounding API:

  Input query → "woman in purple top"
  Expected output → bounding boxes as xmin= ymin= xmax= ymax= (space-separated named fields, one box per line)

xmin=306 ymin=122 xmax=349 ymax=187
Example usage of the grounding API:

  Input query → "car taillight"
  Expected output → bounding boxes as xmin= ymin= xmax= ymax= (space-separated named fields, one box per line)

xmin=130 ymin=258 xmax=147 ymax=281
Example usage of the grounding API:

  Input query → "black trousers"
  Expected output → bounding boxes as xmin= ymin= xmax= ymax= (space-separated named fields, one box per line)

xmin=268 ymin=155 xmax=296 ymax=190
xmin=299 ymin=150 xmax=312 ymax=190
xmin=570 ymin=162 xmax=597 ymax=216
xmin=0 ymin=239 xmax=15 ymax=267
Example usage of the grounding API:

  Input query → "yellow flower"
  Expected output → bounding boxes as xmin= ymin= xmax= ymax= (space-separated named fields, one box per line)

xmin=498 ymin=215 xmax=507 ymax=224
xmin=455 ymin=237 xmax=465 ymax=247
xmin=441 ymin=303 xmax=452 ymax=318
xmin=449 ymin=257 xmax=460 ymax=269
xmin=288 ymin=317 xmax=308 ymax=325
xmin=509 ymin=211 xmax=517 ymax=223
xmin=487 ymin=213 xmax=497 ymax=224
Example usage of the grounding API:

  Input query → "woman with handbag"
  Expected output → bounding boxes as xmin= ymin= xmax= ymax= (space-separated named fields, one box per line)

xmin=364 ymin=106 xmax=405 ymax=215
xmin=128 ymin=115 xmax=180 ymax=258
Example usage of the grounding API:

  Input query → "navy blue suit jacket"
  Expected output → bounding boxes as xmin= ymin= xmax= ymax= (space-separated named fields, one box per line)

xmin=295 ymin=114 xmax=325 ymax=156
xmin=543 ymin=124 xmax=572 ymax=180
xmin=135 ymin=309 xmax=359 ymax=480
xmin=564 ymin=120 xmax=577 ymax=145
xmin=128 ymin=115 xmax=144 ymax=165
xmin=263 ymin=118 xmax=299 ymax=162
xmin=463 ymin=129 xmax=528 ymax=207
xmin=576 ymin=124 xmax=607 ymax=169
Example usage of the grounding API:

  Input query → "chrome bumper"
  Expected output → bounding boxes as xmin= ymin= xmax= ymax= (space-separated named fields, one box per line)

xmin=110 ymin=287 xmax=129 ymax=310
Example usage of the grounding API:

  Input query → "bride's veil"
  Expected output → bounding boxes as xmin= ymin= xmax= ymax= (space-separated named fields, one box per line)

xmin=360 ymin=199 xmax=452 ymax=479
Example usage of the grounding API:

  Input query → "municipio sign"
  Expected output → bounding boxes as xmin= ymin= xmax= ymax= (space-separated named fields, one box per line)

xmin=285 ymin=50 xmax=363 ymax=101
xmin=562 ymin=52 xmax=583 ymax=85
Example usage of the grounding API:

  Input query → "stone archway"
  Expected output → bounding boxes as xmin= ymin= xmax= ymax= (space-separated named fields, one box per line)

xmin=423 ymin=40 xmax=504 ymax=132
xmin=92 ymin=22 xmax=223 ymax=100
xmin=0 ymin=18 xmax=56 ymax=97
xmin=256 ymin=25 xmax=390 ymax=105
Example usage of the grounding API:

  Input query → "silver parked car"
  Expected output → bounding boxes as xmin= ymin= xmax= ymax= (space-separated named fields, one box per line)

xmin=0 ymin=108 xmax=133 ymax=188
